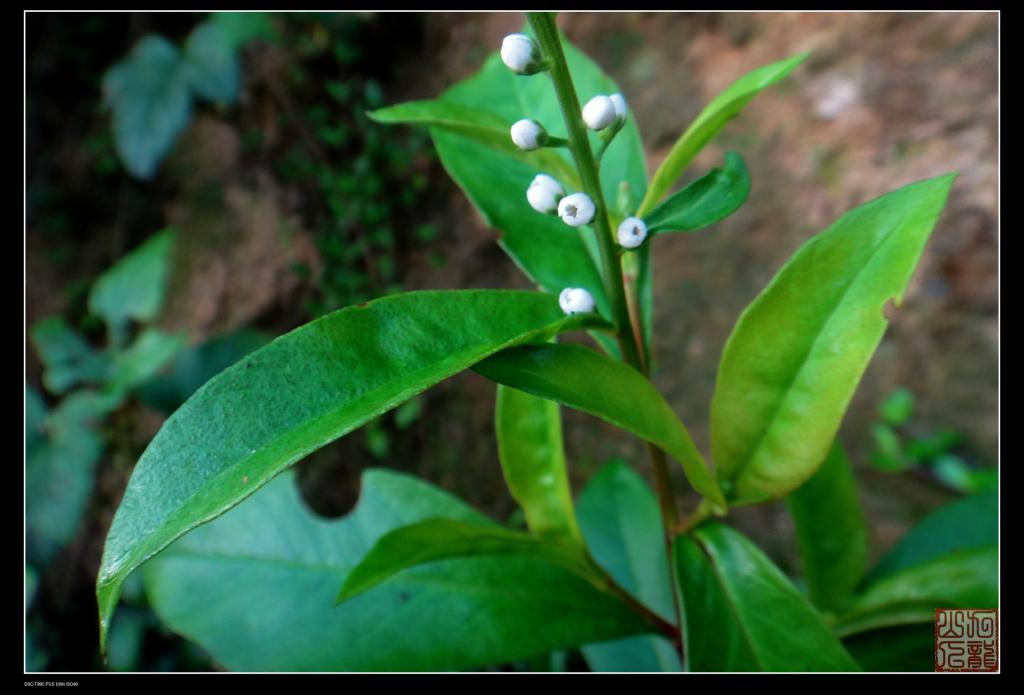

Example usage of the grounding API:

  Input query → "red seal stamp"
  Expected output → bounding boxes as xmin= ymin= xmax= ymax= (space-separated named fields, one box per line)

xmin=935 ymin=608 xmax=998 ymax=672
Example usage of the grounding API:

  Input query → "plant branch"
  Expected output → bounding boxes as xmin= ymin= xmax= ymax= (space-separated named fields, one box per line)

xmin=529 ymin=11 xmax=686 ymax=661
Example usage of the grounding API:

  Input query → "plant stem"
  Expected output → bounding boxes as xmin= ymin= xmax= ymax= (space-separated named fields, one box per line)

xmin=527 ymin=12 xmax=641 ymax=371
xmin=529 ymin=11 xmax=686 ymax=660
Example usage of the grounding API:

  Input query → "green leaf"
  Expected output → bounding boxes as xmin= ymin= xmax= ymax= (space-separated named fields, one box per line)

xmin=643 ymin=152 xmax=751 ymax=234
xmin=674 ymin=523 xmax=860 ymax=672
xmin=866 ymin=488 xmax=997 ymax=584
xmin=103 ymin=36 xmax=193 ymax=180
xmin=577 ymin=460 xmax=682 ymax=672
xmin=27 ymin=390 xmax=112 ymax=566
xmin=638 ymin=52 xmax=808 ymax=216
xmin=710 ymin=174 xmax=956 ymax=505
xmin=496 ymin=383 xmax=582 ymax=544
xmin=879 ymin=388 xmax=914 ymax=426
xmin=97 ymin=290 xmax=607 ymax=650
xmin=107 ymin=328 xmax=187 ymax=394
xmin=786 ymin=440 xmax=869 ymax=613
xmin=842 ymin=624 xmax=937 ymax=672
xmin=88 ymin=229 xmax=175 ymax=342
xmin=136 ymin=329 xmax=273 ymax=413
xmin=183 ymin=20 xmax=241 ymax=104
xmin=337 ymin=518 xmax=602 ymax=602
xmin=474 ymin=343 xmax=725 ymax=509
xmin=835 ymin=547 xmax=997 ymax=637
xmin=209 ymin=11 xmax=274 ymax=48
xmin=29 ymin=317 xmax=110 ymax=395
xmin=370 ymin=100 xmax=536 ymax=158
xmin=143 ymin=469 xmax=648 ymax=671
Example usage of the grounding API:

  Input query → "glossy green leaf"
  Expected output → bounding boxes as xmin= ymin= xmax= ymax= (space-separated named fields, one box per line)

xmin=474 ymin=343 xmax=725 ymax=509
xmin=370 ymin=100 xmax=545 ymax=160
xmin=835 ymin=547 xmax=997 ymax=637
xmin=786 ymin=440 xmax=869 ymax=614
xmin=103 ymin=37 xmax=192 ymax=180
xmin=866 ymin=488 xmax=997 ymax=584
xmin=496 ymin=383 xmax=582 ymax=544
xmin=136 ymin=329 xmax=273 ymax=413
xmin=88 ymin=229 xmax=175 ymax=342
xmin=337 ymin=518 xmax=602 ymax=602
xmin=638 ymin=52 xmax=808 ymax=216
xmin=643 ymin=152 xmax=750 ymax=234
xmin=143 ymin=469 xmax=648 ymax=671
xmin=183 ymin=20 xmax=241 ymax=104
xmin=674 ymin=523 xmax=860 ymax=672
xmin=710 ymin=174 xmax=956 ymax=505
xmin=97 ymin=290 xmax=606 ymax=649
xmin=842 ymin=624 xmax=936 ymax=672
xmin=577 ymin=460 xmax=682 ymax=672
xmin=29 ymin=317 xmax=110 ymax=395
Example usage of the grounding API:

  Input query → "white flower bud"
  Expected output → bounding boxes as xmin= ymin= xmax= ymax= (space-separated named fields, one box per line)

xmin=501 ymin=34 xmax=543 ymax=75
xmin=559 ymin=287 xmax=596 ymax=315
xmin=582 ymin=95 xmax=616 ymax=131
xmin=526 ymin=174 xmax=564 ymax=214
xmin=616 ymin=216 xmax=648 ymax=249
xmin=609 ymin=93 xmax=628 ymax=124
xmin=557 ymin=192 xmax=596 ymax=227
xmin=510 ymin=119 xmax=548 ymax=151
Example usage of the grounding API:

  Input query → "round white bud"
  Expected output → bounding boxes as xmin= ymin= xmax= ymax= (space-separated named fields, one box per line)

xmin=510 ymin=119 xmax=548 ymax=151
xmin=501 ymin=34 xmax=543 ymax=75
xmin=582 ymin=95 xmax=616 ymax=131
xmin=558 ymin=287 xmax=596 ymax=315
xmin=609 ymin=93 xmax=628 ymax=124
xmin=526 ymin=174 xmax=565 ymax=214
xmin=616 ymin=216 xmax=648 ymax=249
xmin=557 ymin=192 xmax=596 ymax=227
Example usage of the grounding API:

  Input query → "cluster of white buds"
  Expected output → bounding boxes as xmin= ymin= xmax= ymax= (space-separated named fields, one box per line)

xmin=616 ymin=216 xmax=648 ymax=249
xmin=510 ymin=119 xmax=548 ymax=151
xmin=501 ymin=34 xmax=545 ymax=75
xmin=559 ymin=287 xmax=596 ymax=316
xmin=526 ymin=174 xmax=565 ymax=214
xmin=557 ymin=192 xmax=596 ymax=227
xmin=582 ymin=93 xmax=628 ymax=131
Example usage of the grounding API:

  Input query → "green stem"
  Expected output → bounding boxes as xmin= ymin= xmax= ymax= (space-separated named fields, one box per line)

xmin=527 ymin=12 xmax=641 ymax=370
xmin=529 ymin=11 xmax=685 ymax=660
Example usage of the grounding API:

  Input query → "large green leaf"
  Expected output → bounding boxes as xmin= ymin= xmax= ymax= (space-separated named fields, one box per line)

xmin=835 ymin=547 xmax=997 ymax=637
xmin=866 ymin=488 xmax=997 ymax=584
xmin=710 ymin=174 xmax=956 ymax=505
xmin=474 ymin=343 xmax=724 ymax=509
xmin=637 ymin=52 xmax=808 ymax=216
xmin=29 ymin=317 xmax=110 ymax=395
xmin=674 ymin=523 xmax=859 ymax=672
xmin=103 ymin=37 xmax=193 ymax=180
xmin=577 ymin=460 xmax=681 ymax=672
xmin=143 ymin=469 xmax=648 ymax=671
xmin=496 ymin=383 xmax=581 ymax=544
xmin=337 ymin=518 xmax=602 ymax=602
xmin=97 ymin=290 xmax=606 ymax=648
xmin=786 ymin=440 xmax=869 ymax=614
xmin=643 ymin=152 xmax=750 ymax=234
xmin=88 ymin=229 xmax=175 ymax=343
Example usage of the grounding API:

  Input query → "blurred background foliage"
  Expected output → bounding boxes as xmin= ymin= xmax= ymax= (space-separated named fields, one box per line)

xmin=25 ymin=12 xmax=997 ymax=671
